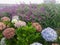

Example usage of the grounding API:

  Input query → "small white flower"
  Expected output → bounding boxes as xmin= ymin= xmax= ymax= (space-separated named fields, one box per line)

xmin=30 ymin=42 xmax=43 ymax=45
xmin=1 ymin=37 xmax=6 ymax=45
xmin=12 ymin=19 xmax=18 ymax=23
xmin=41 ymin=27 xmax=58 ymax=42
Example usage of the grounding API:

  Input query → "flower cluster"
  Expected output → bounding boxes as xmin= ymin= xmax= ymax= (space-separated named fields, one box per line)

xmin=0 ymin=22 xmax=6 ymax=30
xmin=0 ymin=16 xmax=15 ymax=39
xmin=14 ymin=21 xmax=26 ymax=28
xmin=12 ymin=19 xmax=18 ymax=23
xmin=52 ymin=43 xmax=59 ymax=45
xmin=30 ymin=42 xmax=43 ymax=45
xmin=0 ymin=4 xmax=60 ymax=45
xmin=12 ymin=15 xmax=19 ymax=23
xmin=3 ymin=28 xmax=15 ymax=39
xmin=0 ymin=16 xmax=27 ymax=39
xmin=0 ymin=16 xmax=58 ymax=45
xmin=12 ymin=15 xmax=19 ymax=20
xmin=32 ymin=22 xmax=42 ymax=32
xmin=1 ymin=17 xmax=10 ymax=22
xmin=12 ymin=15 xmax=26 ymax=28
xmin=41 ymin=27 xmax=57 ymax=41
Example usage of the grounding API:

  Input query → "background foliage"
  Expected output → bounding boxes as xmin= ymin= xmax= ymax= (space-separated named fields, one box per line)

xmin=0 ymin=4 xmax=60 ymax=29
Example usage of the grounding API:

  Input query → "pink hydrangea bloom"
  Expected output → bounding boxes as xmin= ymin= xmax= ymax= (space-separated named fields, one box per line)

xmin=14 ymin=21 xmax=26 ymax=28
xmin=3 ymin=28 xmax=15 ymax=39
xmin=0 ymin=22 xmax=6 ymax=30
xmin=1 ymin=17 xmax=10 ymax=22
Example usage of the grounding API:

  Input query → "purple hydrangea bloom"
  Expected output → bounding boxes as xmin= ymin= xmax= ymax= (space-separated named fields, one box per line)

xmin=41 ymin=27 xmax=57 ymax=42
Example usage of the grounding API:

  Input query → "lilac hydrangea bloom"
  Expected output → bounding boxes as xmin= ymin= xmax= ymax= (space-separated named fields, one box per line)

xmin=41 ymin=27 xmax=57 ymax=42
xmin=30 ymin=42 xmax=42 ymax=45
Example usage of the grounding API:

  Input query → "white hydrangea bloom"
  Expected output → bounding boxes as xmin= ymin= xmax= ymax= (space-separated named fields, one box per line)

xmin=12 ymin=15 xmax=19 ymax=20
xmin=30 ymin=42 xmax=43 ymax=45
xmin=12 ymin=19 xmax=18 ymax=23
xmin=1 ymin=37 xmax=6 ymax=45
xmin=41 ymin=27 xmax=57 ymax=41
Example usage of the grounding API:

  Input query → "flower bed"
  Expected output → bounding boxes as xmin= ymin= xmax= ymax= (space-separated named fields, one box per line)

xmin=0 ymin=4 xmax=60 ymax=45
xmin=0 ymin=16 xmax=59 ymax=45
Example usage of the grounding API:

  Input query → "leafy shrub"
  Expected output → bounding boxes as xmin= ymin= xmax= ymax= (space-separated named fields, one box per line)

xmin=5 ymin=23 xmax=45 ymax=45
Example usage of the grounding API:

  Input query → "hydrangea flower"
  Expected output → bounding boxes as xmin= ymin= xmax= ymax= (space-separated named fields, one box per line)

xmin=12 ymin=19 xmax=18 ymax=23
xmin=14 ymin=21 xmax=26 ymax=28
xmin=1 ymin=17 xmax=10 ymax=22
xmin=3 ymin=28 xmax=15 ymax=39
xmin=1 ymin=37 xmax=6 ymax=45
xmin=30 ymin=42 xmax=43 ymax=45
xmin=0 ymin=22 xmax=6 ymax=30
xmin=12 ymin=16 xmax=19 ymax=23
xmin=52 ymin=43 xmax=59 ymax=45
xmin=32 ymin=22 xmax=42 ymax=32
xmin=12 ymin=15 xmax=19 ymax=20
xmin=41 ymin=27 xmax=57 ymax=41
